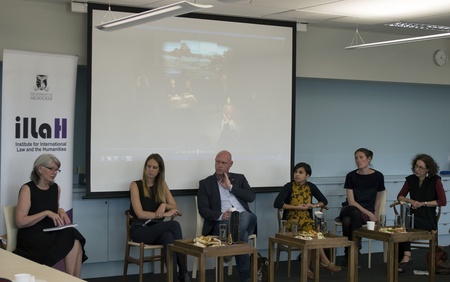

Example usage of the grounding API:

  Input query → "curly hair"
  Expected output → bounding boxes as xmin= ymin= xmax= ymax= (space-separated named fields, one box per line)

xmin=411 ymin=154 xmax=439 ymax=176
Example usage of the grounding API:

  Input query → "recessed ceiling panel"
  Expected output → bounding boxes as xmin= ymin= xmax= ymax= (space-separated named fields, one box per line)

xmin=28 ymin=0 xmax=450 ymax=35
xmin=299 ymin=0 xmax=450 ymax=20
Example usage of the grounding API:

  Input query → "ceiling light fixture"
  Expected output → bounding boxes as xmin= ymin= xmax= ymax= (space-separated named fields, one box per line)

xmin=385 ymin=21 xmax=450 ymax=32
xmin=345 ymin=32 xmax=450 ymax=50
xmin=95 ymin=1 xmax=213 ymax=31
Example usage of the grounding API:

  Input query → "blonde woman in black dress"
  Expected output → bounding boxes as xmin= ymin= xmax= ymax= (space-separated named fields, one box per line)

xmin=15 ymin=154 xmax=87 ymax=278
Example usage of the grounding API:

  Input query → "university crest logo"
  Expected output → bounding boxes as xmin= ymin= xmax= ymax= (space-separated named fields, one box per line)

xmin=34 ymin=75 xmax=50 ymax=91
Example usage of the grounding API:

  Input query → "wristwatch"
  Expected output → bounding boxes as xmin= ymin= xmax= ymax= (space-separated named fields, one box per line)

xmin=316 ymin=204 xmax=320 ymax=208
xmin=424 ymin=201 xmax=428 ymax=206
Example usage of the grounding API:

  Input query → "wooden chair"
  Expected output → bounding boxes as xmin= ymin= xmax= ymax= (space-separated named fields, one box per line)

xmin=333 ymin=189 xmax=387 ymax=268
xmin=389 ymin=201 xmax=441 ymax=248
xmin=123 ymin=209 xmax=165 ymax=282
xmin=2 ymin=205 xmax=18 ymax=252
xmin=192 ymin=196 xmax=257 ymax=278
xmin=276 ymin=206 xmax=328 ymax=277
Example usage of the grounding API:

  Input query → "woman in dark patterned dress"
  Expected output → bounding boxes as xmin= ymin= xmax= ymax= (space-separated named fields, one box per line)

xmin=274 ymin=162 xmax=341 ymax=279
xmin=15 ymin=154 xmax=87 ymax=278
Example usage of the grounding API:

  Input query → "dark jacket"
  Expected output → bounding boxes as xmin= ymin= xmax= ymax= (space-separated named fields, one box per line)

xmin=197 ymin=172 xmax=255 ymax=236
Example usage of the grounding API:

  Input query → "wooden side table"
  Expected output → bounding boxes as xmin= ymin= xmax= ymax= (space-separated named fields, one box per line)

xmin=268 ymin=233 xmax=356 ymax=282
xmin=353 ymin=228 xmax=435 ymax=282
xmin=166 ymin=239 xmax=257 ymax=282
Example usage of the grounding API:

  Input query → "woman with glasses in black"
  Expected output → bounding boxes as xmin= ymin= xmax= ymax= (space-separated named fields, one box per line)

xmin=15 ymin=153 xmax=87 ymax=278
xmin=396 ymin=154 xmax=447 ymax=273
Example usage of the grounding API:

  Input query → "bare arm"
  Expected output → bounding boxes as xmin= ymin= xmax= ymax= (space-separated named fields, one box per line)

xmin=373 ymin=191 xmax=383 ymax=219
xmin=15 ymin=184 xmax=64 ymax=228
xmin=154 ymin=181 xmax=181 ymax=218
xmin=57 ymin=185 xmax=71 ymax=225
xmin=130 ymin=181 xmax=180 ymax=220
xmin=346 ymin=189 xmax=377 ymax=221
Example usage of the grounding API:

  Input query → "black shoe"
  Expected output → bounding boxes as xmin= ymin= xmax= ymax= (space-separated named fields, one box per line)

xmin=178 ymin=272 xmax=191 ymax=282
xmin=398 ymin=255 xmax=412 ymax=273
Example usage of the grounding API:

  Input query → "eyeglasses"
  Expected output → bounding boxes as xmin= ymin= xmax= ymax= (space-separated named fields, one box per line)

xmin=414 ymin=165 xmax=427 ymax=171
xmin=43 ymin=165 xmax=61 ymax=173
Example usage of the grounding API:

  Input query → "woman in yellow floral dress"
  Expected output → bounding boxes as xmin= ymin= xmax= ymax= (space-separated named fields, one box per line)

xmin=274 ymin=162 xmax=341 ymax=279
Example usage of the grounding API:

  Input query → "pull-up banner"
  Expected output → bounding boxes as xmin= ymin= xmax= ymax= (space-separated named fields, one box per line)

xmin=0 ymin=49 xmax=77 ymax=235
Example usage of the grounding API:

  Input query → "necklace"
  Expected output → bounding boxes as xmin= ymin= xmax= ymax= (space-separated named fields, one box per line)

xmin=37 ymin=183 xmax=50 ymax=190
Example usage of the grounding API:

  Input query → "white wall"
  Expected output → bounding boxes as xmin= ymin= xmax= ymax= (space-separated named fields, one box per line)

xmin=0 ymin=0 xmax=87 ymax=65
xmin=297 ymin=26 xmax=450 ymax=84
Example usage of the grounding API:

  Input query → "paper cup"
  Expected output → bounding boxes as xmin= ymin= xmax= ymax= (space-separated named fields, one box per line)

xmin=14 ymin=274 xmax=33 ymax=282
xmin=366 ymin=221 xmax=375 ymax=230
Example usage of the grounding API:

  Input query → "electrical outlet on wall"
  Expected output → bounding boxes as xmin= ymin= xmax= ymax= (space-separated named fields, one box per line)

xmin=79 ymin=174 xmax=86 ymax=185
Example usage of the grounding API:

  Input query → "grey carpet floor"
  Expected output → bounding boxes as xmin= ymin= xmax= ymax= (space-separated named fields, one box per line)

xmin=87 ymin=247 xmax=450 ymax=281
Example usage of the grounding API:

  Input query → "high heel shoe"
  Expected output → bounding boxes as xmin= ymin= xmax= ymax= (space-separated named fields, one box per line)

xmin=320 ymin=262 xmax=342 ymax=273
xmin=398 ymin=255 xmax=412 ymax=273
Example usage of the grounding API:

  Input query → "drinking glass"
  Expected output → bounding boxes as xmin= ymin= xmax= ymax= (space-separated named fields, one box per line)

xmin=394 ymin=214 xmax=402 ymax=228
xmin=379 ymin=215 xmax=386 ymax=227
xmin=219 ymin=224 xmax=227 ymax=243
xmin=280 ymin=220 xmax=287 ymax=234
xmin=290 ymin=221 xmax=298 ymax=235
xmin=320 ymin=221 xmax=327 ymax=234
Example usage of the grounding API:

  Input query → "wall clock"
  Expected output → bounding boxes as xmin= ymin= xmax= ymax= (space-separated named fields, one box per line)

xmin=433 ymin=49 xmax=447 ymax=66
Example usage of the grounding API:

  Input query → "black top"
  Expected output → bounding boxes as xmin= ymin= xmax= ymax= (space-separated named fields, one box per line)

xmin=343 ymin=169 xmax=386 ymax=213
xmin=404 ymin=174 xmax=440 ymax=230
xmin=130 ymin=180 xmax=163 ymax=223
xmin=14 ymin=181 xmax=87 ymax=266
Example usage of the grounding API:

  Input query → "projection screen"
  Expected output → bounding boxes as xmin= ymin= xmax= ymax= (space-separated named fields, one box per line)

xmin=87 ymin=4 xmax=296 ymax=197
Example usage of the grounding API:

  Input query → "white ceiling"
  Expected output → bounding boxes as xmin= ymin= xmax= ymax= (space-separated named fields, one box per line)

xmin=38 ymin=0 xmax=450 ymax=36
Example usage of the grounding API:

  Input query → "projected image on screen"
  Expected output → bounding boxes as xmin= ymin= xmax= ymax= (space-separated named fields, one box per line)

xmin=162 ymin=40 xmax=230 ymax=109
xmin=89 ymin=6 xmax=295 ymax=195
